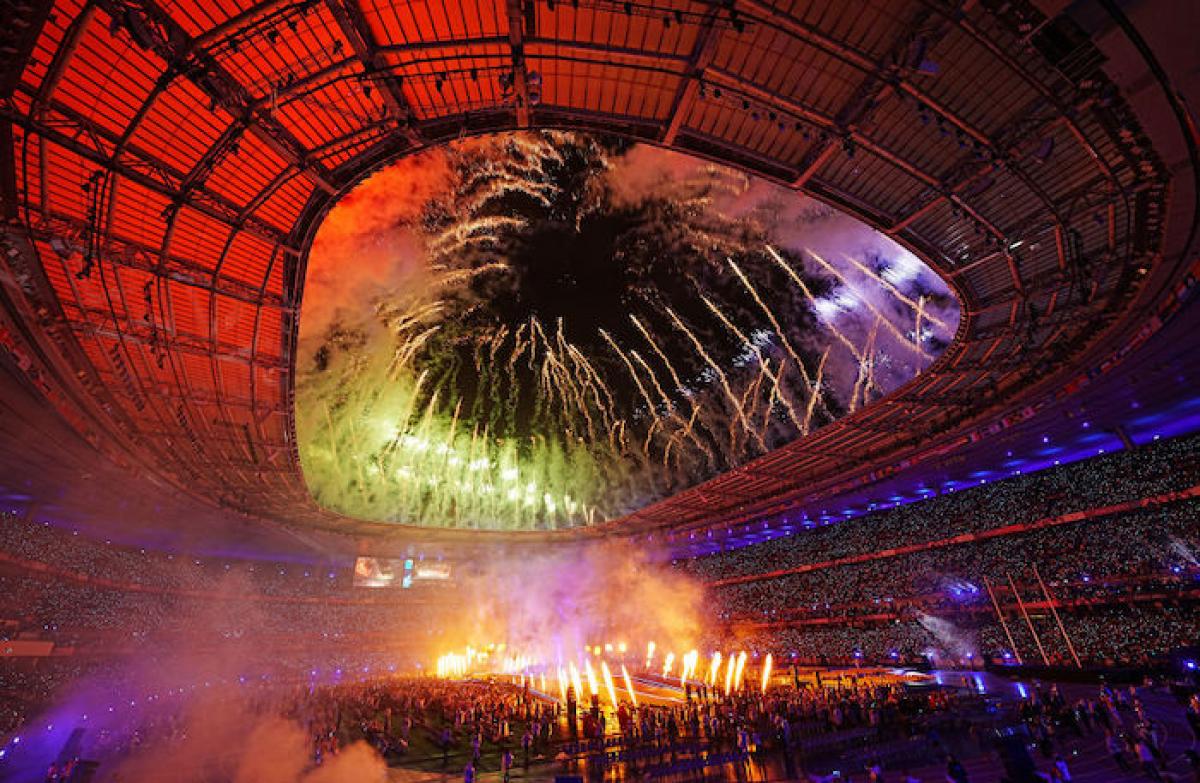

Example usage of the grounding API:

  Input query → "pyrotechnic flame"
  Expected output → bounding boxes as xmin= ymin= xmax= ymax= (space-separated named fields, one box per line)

xmin=733 ymin=651 xmax=748 ymax=692
xmin=569 ymin=661 xmax=583 ymax=700
xmin=621 ymin=664 xmax=638 ymax=707
xmin=761 ymin=653 xmax=773 ymax=694
xmin=584 ymin=659 xmax=599 ymax=696
xmin=601 ymin=660 xmax=619 ymax=708
xmin=708 ymin=651 xmax=722 ymax=687
xmin=723 ymin=653 xmax=735 ymax=696
xmin=662 ymin=651 xmax=675 ymax=678
xmin=680 ymin=649 xmax=699 ymax=688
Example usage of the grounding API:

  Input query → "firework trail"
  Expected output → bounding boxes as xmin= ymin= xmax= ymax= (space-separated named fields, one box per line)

xmin=698 ymin=292 xmax=805 ymax=431
xmin=664 ymin=306 xmax=766 ymax=452
xmin=766 ymin=245 xmax=884 ymax=400
xmin=839 ymin=252 xmax=952 ymax=331
xmin=599 ymin=328 xmax=665 ymax=458
xmin=806 ymin=250 xmax=933 ymax=359
xmin=628 ymin=315 xmax=715 ymax=467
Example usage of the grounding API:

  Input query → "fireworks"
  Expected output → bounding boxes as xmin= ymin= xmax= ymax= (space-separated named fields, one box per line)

xmin=297 ymin=132 xmax=957 ymax=530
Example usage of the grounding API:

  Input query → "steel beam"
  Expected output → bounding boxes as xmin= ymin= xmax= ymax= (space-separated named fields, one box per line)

xmin=324 ymin=0 xmax=422 ymax=146
xmin=660 ymin=9 xmax=721 ymax=145
xmin=505 ymin=0 xmax=531 ymax=127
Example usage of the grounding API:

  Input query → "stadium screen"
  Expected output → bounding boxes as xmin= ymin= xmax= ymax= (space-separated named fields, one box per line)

xmin=353 ymin=557 xmax=450 ymax=588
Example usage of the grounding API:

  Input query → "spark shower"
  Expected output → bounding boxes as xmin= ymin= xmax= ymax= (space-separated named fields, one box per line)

xmin=296 ymin=132 xmax=958 ymax=530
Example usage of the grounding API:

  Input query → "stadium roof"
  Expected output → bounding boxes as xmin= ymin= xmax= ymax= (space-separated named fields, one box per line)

xmin=0 ymin=0 xmax=1195 ymax=547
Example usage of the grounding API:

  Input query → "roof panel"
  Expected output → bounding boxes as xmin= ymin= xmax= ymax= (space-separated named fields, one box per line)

xmin=54 ymin=12 xmax=163 ymax=136
xmin=128 ymin=79 xmax=234 ymax=174
xmin=254 ymin=173 xmax=314 ymax=233
xmin=206 ymin=133 xmax=291 ymax=208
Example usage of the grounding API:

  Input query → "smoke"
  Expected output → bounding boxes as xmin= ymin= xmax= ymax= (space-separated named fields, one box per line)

xmin=1 ymin=541 xmax=707 ymax=779
xmin=0 ymin=569 xmax=403 ymax=782
xmin=915 ymin=612 xmax=977 ymax=659
xmin=109 ymin=698 xmax=386 ymax=783
xmin=299 ymin=149 xmax=452 ymax=342
xmin=426 ymin=539 xmax=707 ymax=667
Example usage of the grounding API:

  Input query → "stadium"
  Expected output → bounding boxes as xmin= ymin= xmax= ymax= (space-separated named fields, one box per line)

xmin=0 ymin=0 xmax=1197 ymax=780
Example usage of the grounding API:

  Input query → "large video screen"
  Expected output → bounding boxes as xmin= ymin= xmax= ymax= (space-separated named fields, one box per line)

xmin=353 ymin=557 xmax=451 ymax=588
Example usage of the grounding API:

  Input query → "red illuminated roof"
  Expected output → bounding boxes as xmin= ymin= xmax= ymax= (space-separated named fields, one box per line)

xmin=0 ymin=0 xmax=1188 ymax=541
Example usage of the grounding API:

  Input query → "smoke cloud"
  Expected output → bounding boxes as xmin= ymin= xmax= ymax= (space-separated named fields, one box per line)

xmin=430 ymin=539 xmax=707 ymax=663
xmin=916 ymin=612 xmax=977 ymax=660
xmin=110 ymin=700 xmax=387 ymax=783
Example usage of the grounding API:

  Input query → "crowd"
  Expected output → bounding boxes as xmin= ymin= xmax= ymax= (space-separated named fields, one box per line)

xmin=708 ymin=502 xmax=1198 ymax=618
xmin=8 ymin=669 xmax=982 ymax=781
xmin=3 ymin=433 xmax=1200 ymax=779
xmin=0 ymin=571 xmax=448 ymax=644
xmin=679 ymin=432 xmax=1200 ymax=583
xmin=682 ymin=434 xmax=1200 ymax=669
xmin=16 ymin=665 xmax=1198 ymax=783
xmin=0 ymin=511 xmax=355 ymax=596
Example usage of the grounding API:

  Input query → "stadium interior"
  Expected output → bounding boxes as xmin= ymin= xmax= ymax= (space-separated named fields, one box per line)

xmin=0 ymin=0 xmax=1198 ymax=781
